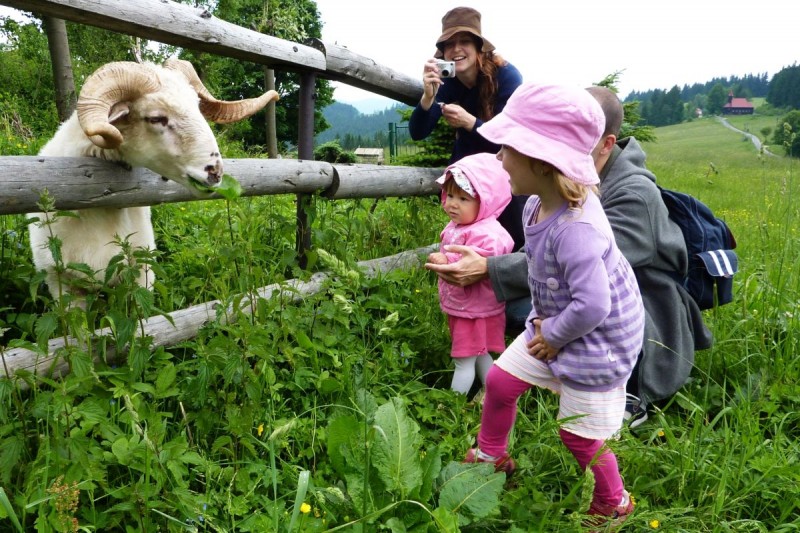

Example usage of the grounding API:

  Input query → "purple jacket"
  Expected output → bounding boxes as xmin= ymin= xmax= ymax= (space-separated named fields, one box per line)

xmin=437 ymin=153 xmax=515 ymax=318
xmin=523 ymin=193 xmax=645 ymax=391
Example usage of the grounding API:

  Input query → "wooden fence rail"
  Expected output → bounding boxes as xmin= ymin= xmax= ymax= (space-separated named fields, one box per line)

xmin=0 ymin=0 xmax=424 ymax=105
xmin=0 ymin=157 xmax=441 ymax=215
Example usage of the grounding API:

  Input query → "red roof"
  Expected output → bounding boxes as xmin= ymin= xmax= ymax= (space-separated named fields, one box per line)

xmin=724 ymin=97 xmax=753 ymax=109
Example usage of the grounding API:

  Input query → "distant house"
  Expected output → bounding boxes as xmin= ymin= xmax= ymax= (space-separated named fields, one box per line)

xmin=722 ymin=91 xmax=754 ymax=115
xmin=354 ymin=147 xmax=384 ymax=164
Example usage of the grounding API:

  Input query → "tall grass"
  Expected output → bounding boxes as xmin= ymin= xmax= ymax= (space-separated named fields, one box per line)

xmin=0 ymin=116 xmax=798 ymax=531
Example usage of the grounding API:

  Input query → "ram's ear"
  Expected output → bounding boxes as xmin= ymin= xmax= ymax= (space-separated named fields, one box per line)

xmin=108 ymin=102 xmax=131 ymax=124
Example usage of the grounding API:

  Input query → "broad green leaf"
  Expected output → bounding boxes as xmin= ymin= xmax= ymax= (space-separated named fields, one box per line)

xmin=68 ymin=348 xmax=94 ymax=380
xmin=327 ymin=414 xmax=359 ymax=476
xmin=414 ymin=446 xmax=442 ymax=502
xmin=34 ymin=312 xmax=58 ymax=347
xmin=372 ymin=397 xmax=423 ymax=498
xmin=0 ymin=435 xmax=24 ymax=485
xmin=437 ymin=461 xmax=504 ymax=521
xmin=216 ymin=174 xmax=243 ymax=200
xmin=155 ymin=362 xmax=176 ymax=394
xmin=431 ymin=506 xmax=461 ymax=533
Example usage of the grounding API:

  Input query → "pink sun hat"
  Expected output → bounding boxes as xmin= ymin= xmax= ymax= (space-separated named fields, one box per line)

xmin=477 ymin=82 xmax=605 ymax=185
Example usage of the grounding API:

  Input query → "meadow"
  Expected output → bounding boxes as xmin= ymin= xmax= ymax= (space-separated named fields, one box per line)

xmin=0 ymin=114 xmax=798 ymax=532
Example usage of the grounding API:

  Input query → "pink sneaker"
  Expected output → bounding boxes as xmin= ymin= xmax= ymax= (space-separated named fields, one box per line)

xmin=463 ymin=448 xmax=516 ymax=476
xmin=584 ymin=490 xmax=635 ymax=531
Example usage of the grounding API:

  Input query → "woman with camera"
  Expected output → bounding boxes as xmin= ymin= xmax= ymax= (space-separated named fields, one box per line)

xmin=408 ymin=6 xmax=525 ymax=249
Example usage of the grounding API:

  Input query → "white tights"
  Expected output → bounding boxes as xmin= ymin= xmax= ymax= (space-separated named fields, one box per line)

xmin=451 ymin=354 xmax=494 ymax=394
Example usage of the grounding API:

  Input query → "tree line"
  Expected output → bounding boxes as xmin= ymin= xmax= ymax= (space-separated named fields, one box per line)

xmin=625 ymin=67 xmax=800 ymax=127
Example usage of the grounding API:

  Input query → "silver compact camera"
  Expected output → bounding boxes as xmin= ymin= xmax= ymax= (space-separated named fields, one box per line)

xmin=436 ymin=60 xmax=456 ymax=78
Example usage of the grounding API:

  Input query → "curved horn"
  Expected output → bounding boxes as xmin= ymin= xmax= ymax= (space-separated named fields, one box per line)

xmin=164 ymin=58 xmax=279 ymax=124
xmin=76 ymin=62 xmax=161 ymax=149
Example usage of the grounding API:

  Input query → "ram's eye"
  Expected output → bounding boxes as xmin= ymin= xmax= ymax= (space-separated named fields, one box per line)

xmin=147 ymin=116 xmax=168 ymax=126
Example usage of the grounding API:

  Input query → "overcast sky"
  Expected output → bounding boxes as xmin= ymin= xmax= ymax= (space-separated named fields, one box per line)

xmin=313 ymin=0 xmax=799 ymax=106
xmin=1 ymin=1 xmax=797 ymax=109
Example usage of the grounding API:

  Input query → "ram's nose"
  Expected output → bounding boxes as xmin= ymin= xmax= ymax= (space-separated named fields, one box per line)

xmin=205 ymin=156 xmax=223 ymax=185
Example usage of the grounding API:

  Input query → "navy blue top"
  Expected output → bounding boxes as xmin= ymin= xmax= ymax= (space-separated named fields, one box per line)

xmin=409 ymin=61 xmax=527 ymax=249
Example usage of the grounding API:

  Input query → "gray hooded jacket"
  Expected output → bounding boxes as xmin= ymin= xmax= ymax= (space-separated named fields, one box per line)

xmin=488 ymin=137 xmax=713 ymax=404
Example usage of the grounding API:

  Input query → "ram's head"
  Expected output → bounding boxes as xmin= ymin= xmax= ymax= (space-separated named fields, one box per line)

xmin=75 ymin=59 xmax=279 ymax=195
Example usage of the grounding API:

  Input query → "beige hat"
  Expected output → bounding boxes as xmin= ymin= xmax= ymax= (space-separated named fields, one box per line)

xmin=434 ymin=7 xmax=495 ymax=59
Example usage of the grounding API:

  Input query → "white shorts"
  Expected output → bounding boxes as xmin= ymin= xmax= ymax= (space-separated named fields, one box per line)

xmin=495 ymin=334 xmax=626 ymax=441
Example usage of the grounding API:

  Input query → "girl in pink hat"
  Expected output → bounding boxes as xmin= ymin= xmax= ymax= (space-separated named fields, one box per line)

xmin=427 ymin=153 xmax=515 ymax=396
xmin=465 ymin=82 xmax=645 ymax=530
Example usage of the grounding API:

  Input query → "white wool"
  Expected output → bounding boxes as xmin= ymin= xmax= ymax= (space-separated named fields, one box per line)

xmin=29 ymin=62 xmax=224 ymax=306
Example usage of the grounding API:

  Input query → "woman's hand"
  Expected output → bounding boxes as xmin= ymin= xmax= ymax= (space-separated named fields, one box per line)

xmin=420 ymin=59 xmax=443 ymax=110
xmin=527 ymin=318 xmax=559 ymax=362
xmin=440 ymin=103 xmax=477 ymax=131
xmin=424 ymin=245 xmax=488 ymax=287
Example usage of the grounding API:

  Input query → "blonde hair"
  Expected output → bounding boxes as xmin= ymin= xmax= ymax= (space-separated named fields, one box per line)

xmin=530 ymin=159 xmax=597 ymax=208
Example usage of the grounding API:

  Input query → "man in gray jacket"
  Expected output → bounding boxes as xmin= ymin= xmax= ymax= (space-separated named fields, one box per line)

xmin=426 ymin=86 xmax=713 ymax=425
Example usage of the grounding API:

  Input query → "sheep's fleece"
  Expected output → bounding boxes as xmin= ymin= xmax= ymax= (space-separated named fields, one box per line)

xmin=28 ymin=60 xmax=279 ymax=306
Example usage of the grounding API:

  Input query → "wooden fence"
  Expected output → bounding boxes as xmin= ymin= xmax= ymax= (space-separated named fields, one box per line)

xmin=0 ymin=0 xmax=443 ymax=382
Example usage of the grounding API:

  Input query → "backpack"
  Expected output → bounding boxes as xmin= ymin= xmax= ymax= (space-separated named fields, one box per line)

xmin=658 ymin=186 xmax=738 ymax=310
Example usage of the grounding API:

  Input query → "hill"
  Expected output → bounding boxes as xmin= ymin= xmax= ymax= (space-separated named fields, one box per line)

xmin=317 ymin=101 xmax=411 ymax=147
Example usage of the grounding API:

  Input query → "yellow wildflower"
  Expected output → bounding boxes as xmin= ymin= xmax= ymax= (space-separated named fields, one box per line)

xmin=650 ymin=519 xmax=660 ymax=528
xmin=300 ymin=503 xmax=311 ymax=514
xmin=658 ymin=429 xmax=665 ymax=437
xmin=257 ymin=423 xmax=264 ymax=437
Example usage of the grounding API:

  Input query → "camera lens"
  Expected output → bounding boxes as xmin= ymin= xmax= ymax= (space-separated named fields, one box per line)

xmin=442 ymin=68 xmax=451 ymax=77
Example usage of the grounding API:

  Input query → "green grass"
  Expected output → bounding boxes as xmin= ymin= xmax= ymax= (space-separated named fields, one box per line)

xmin=1 ymin=116 xmax=799 ymax=531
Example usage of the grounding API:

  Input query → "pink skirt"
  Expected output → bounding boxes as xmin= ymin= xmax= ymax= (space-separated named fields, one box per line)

xmin=448 ymin=313 xmax=507 ymax=358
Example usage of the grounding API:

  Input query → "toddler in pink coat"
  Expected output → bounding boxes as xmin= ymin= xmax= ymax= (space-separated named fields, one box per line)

xmin=427 ymin=152 xmax=515 ymax=396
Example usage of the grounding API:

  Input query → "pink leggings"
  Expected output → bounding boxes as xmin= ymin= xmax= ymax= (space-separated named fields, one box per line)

xmin=477 ymin=365 xmax=624 ymax=507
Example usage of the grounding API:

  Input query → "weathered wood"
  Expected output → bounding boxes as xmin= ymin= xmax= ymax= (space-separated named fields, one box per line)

xmin=0 ymin=157 xmax=441 ymax=214
xmin=0 ymin=245 xmax=438 ymax=388
xmin=325 ymin=164 xmax=440 ymax=199
xmin=0 ymin=0 xmax=424 ymax=104
xmin=0 ymin=0 xmax=326 ymax=71
xmin=308 ymin=39 xmax=422 ymax=107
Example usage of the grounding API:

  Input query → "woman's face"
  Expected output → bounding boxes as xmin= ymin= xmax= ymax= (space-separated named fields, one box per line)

xmin=440 ymin=32 xmax=478 ymax=76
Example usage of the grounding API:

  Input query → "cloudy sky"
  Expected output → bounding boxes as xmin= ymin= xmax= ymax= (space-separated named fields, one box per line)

xmin=1 ymin=1 xmax=796 ymax=109
xmin=313 ymin=0 xmax=798 ymax=106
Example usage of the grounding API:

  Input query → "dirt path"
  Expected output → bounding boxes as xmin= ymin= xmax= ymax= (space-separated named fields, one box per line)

xmin=716 ymin=117 xmax=778 ymax=157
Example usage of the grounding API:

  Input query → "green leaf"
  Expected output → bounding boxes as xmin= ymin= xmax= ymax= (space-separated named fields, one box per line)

xmin=371 ymin=397 xmax=423 ymax=498
xmin=414 ymin=446 xmax=442 ymax=502
xmin=327 ymin=414 xmax=359 ymax=476
xmin=216 ymin=174 xmax=243 ymax=200
xmin=155 ymin=362 xmax=176 ymax=394
xmin=430 ymin=506 xmax=461 ymax=533
xmin=437 ymin=462 xmax=504 ymax=521
xmin=34 ymin=313 xmax=58 ymax=347
xmin=0 ymin=435 xmax=24 ymax=485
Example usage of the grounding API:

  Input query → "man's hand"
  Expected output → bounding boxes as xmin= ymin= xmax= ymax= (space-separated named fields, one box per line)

xmin=526 ymin=318 xmax=559 ymax=362
xmin=424 ymin=245 xmax=488 ymax=287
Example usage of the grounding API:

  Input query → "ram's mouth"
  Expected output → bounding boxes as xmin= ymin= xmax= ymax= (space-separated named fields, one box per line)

xmin=187 ymin=177 xmax=216 ymax=195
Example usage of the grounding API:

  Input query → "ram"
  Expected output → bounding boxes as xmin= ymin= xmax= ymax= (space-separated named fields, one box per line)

xmin=28 ymin=59 xmax=278 ymax=306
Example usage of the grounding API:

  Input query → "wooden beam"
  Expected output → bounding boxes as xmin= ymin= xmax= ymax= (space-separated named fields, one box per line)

xmin=0 ymin=0 xmax=424 ymax=103
xmin=0 ymin=156 xmax=440 ymax=215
